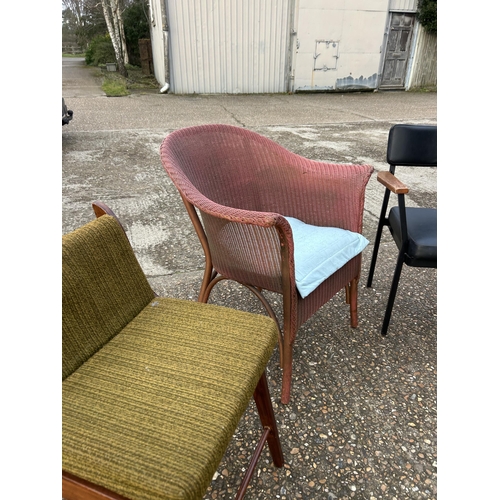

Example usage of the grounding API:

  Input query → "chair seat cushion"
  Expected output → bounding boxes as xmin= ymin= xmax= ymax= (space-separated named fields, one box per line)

xmin=285 ymin=217 xmax=369 ymax=298
xmin=388 ymin=207 xmax=437 ymax=265
xmin=63 ymin=297 xmax=278 ymax=500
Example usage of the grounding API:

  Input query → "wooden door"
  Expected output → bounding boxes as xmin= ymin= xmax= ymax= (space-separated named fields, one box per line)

xmin=380 ymin=13 xmax=415 ymax=89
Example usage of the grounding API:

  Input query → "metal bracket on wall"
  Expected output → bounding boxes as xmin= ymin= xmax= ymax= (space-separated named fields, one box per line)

xmin=313 ymin=40 xmax=339 ymax=71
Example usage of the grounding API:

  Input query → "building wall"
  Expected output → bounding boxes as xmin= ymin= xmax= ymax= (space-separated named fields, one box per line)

xmin=165 ymin=0 xmax=292 ymax=94
xmin=389 ymin=0 xmax=417 ymax=11
xmin=292 ymin=0 xmax=390 ymax=92
xmin=149 ymin=0 xmax=435 ymax=94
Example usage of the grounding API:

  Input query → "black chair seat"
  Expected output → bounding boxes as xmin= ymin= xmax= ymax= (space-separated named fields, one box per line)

xmin=388 ymin=207 xmax=437 ymax=266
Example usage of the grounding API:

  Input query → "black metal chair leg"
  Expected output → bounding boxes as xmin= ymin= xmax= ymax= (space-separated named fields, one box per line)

xmin=367 ymin=189 xmax=392 ymax=288
xmin=381 ymin=250 xmax=405 ymax=335
xmin=366 ymin=223 xmax=383 ymax=287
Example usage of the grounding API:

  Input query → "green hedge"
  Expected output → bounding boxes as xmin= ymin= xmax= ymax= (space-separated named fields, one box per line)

xmin=85 ymin=34 xmax=116 ymax=66
xmin=417 ymin=0 xmax=437 ymax=34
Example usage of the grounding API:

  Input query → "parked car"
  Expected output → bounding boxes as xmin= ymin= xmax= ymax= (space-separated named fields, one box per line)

xmin=63 ymin=98 xmax=73 ymax=125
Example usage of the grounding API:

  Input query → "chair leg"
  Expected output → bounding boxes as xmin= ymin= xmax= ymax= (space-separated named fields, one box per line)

xmin=348 ymin=278 xmax=359 ymax=328
xmin=199 ymin=273 xmax=223 ymax=303
xmin=253 ymin=372 xmax=284 ymax=467
xmin=280 ymin=340 xmax=293 ymax=404
xmin=235 ymin=373 xmax=284 ymax=499
xmin=235 ymin=429 xmax=271 ymax=500
xmin=367 ymin=190 xmax=391 ymax=288
xmin=366 ymin=228 xmax=383 ymax=288
xmin=381 ymin=251 xmax=405 ymax=336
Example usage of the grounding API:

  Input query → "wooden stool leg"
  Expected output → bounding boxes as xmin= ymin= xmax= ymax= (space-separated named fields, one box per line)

xmin=253 ymin=372 xmax=284 ymax=467
xmin=235 ymin=372 xmax=284 ymax=499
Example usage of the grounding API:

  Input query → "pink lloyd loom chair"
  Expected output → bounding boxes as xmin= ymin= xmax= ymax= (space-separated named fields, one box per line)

xmin=160 ymin=125 xmax=374 ymax=404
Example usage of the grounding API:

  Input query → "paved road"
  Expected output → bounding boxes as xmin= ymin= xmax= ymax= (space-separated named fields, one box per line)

xmin=62 ymin=57 xmax=437 ymax=266
xmin=62 ymin=56 xmax=105 ymax=97
xmin=63 ymin=58 xmax=436 ymax=132
xmin=62 ymin=57 xmax=438 ymax=500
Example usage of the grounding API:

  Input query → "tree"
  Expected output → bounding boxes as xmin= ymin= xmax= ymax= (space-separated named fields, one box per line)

xmin=101 ymin=0 xmax=129 ymax=76
xmin=63 ymin=0 xmax=150 ymax=71
xmin=122 ymin=0 xmax=151 ymax=67
xmin=417 ymin=0 xmax=437 ymax=34
xmin=62 ymin=0 xmax=85 ymax=27
xmin=62 ymin=0 xmax=107 ymax=50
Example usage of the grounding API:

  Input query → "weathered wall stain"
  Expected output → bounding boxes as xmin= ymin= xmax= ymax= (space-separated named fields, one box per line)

xmin=336 ymin=73 xmax=378 ymax=91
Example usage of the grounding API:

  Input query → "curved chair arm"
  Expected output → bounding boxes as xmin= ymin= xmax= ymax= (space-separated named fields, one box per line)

xmin=283 ymin=159 xmax=373 ymax=234
xmin=193 ymin=204 xmax=296 ymax=296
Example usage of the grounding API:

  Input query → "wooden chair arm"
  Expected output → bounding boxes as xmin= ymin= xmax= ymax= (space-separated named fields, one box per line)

xmin=377 ymin=171 xmax=409 ymax=194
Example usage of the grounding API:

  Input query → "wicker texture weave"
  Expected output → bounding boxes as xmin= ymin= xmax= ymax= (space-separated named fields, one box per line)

xmin=62 ymin=215 xmax=279 ymax=500
xmin=160 ymin=125 xmax=373 ymax=403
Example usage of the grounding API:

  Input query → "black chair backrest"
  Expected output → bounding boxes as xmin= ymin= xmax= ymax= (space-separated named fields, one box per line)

xmin=387 ymin=124 xmax=437 ymax=167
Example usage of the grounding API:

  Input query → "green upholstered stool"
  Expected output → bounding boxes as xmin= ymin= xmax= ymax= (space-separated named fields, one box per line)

xmin=62 ymin=208 xmax=284 ymax=500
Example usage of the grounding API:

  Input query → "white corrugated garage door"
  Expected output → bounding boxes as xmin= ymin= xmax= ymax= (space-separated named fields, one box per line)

xmin=166 ymin=0 xmax=292 ymax=94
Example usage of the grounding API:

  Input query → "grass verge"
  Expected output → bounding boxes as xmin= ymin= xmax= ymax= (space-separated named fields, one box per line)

xmin=409 ymin=85 xmax=437 ymax=93
xmin=100 ymin=64 xmax=159 ymax=97
xmin=102 ymin=76 xmax=129 ymax=96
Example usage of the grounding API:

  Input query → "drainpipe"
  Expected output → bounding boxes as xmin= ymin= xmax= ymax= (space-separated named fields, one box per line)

xmin=287 ymin=0 xmax=299 ymax=93
xmin=160 ymin=0 xmax=170 ymax=93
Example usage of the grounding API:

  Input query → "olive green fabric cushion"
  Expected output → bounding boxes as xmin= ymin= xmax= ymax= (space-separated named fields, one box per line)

xmin=62 ymin=215 xmax=156 ymax=380
xmin=63 ymin=297 xmax=278 ymax=500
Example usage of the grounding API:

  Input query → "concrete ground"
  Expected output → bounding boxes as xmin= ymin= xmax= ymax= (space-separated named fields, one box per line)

xmin=63 ymin=58 xmax=437 ymax=500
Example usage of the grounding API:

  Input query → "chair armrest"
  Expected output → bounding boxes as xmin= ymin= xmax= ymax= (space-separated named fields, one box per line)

xmin=377 ymin=171 xmax=409 ymax=194
xmin=271 ymin=160 xmax=374 ymax=233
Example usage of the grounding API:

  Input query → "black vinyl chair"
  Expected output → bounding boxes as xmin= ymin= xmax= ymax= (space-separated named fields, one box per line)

xmin=366 ymin=124 xmax=437 ymax=335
